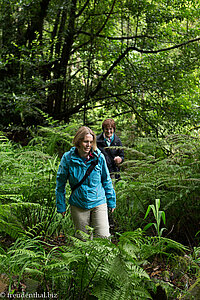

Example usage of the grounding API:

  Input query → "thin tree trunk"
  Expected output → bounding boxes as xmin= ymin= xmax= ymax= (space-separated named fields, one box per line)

xmin=53 ymin=0 xmax=77 ymax=118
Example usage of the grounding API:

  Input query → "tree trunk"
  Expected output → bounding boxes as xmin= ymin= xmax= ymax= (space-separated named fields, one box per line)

xmin=52 ymin=0 xmax=77 ymax=119
xmin=26 ymin=0 xmax=51 ymax=45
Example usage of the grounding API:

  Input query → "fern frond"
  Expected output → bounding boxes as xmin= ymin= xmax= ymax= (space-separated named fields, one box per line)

xmin=24 ymin=267 xmax=44 ymax=278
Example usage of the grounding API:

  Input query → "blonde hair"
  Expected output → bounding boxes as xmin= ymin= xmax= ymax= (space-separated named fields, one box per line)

xmin=73 ymin=126 xmax=97 ymax=151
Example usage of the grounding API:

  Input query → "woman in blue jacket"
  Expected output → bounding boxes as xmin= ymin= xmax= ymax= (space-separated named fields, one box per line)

xmin=56 ymin=126 xmax=116 ymax=239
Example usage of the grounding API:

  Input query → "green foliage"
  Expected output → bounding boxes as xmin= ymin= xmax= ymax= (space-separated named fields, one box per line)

xmin=0 ymin=132 xmax=56 ymax=200
xmin=117 ymin=229 xmax=188 ymax=263
xmin=0 ymin=234 xmax=153 ymax=299
xmin=1 ymin=128 xmax=200 ymax=298
xmin=27 ymin=110 xmax=82 ymax=156
xmin=144 ymin=199 xmax=166 ymax=238
xmin=114 ymin=132 xmax=200 ymax=244
xmin=0 ymin=0 xmax=200 ymax=135
xmin=0 ymin=230 xmax=193 ymax=299
xmin=0 ymin=132 xmax=74 ymax=241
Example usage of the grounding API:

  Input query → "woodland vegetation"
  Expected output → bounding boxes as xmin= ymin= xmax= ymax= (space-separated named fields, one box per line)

xmin=0 ymin=0 xmax=200 ymax=299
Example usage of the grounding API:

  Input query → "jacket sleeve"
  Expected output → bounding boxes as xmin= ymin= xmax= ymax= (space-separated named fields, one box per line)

xmin=100 ymin=154 xmax=116 ymax=209
xmin=117 ymin=137 xmax=124 ymax=162
xmin=55 ymin=154 xmax=69 ymax=213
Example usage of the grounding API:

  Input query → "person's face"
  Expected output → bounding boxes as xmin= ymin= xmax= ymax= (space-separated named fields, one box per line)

xmin=104 ymin=126 xmax=114 ymax=138
xmin=78 ymin=133 xmax=93 ymax=157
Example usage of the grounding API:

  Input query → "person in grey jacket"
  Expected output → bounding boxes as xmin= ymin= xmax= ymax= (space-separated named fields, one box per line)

xmin=56 ymin=126 xmax=116 ymax=239
xmin=97 ymin=119 xmax=124 ymax=180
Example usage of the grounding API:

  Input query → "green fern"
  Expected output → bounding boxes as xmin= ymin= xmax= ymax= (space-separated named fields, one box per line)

xmin=115 ymin=134 xmax=200 ymax=241
xmin=0 ymin=234 xmax=153 ymax=298
xmin=60 ymin=237 xmax=153 ymax=300
xmin=0 ymin=229 xmax=190 ymax=299
xmin=0 ymin=202 xmax=69 ymax=239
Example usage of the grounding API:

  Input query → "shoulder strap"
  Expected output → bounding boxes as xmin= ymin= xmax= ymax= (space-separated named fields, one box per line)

xmin=71 ymin=157 xmax=98 ymax=192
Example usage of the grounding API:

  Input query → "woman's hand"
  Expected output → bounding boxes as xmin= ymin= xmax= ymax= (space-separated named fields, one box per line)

xmin=61 ymin=211 xmax=66 ymax=217
xmin=114 ymin=156 xmax=122 ymax=165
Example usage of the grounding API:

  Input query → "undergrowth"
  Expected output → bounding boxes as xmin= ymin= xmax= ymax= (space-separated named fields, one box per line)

xmin=0 ymin=127 xmax=200 ymax=299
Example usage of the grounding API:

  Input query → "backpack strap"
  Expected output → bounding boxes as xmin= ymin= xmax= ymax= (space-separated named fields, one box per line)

xmin=71 ymin=157 xmax=98 ymax=192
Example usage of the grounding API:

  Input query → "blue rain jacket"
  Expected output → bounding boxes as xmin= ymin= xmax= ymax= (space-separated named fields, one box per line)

xmin=56 ymin=147 xmax=116 ymax=213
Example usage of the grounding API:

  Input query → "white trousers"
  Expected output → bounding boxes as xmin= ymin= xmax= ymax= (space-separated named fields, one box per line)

xmin=70 ymin=203 xmax=110 ymax=239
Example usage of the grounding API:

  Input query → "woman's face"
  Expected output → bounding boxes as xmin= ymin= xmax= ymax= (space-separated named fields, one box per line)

xmin=104 ymin=126 xmax=114 ymax=138
xmin=78 ymin=133 xmax=93 ymax=157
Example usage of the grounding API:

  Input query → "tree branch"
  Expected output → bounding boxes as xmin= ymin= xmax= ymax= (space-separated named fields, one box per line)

xmin=77 ymin=31 xmax=156 ymax=40
xmin=88 ymin=36 xmax=200 ymax=99
xmin=72 ymin=0 xmax=117 ymax=53
xmin=95 ymin=0 xmax=116 ymax=36
xmin=133 ymin=37 xmax=200 ymax=54
xmin=106 ymin=90 xmax=159 ymax=136
xmin=76 ymin=0 xmax=90 ymax=18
